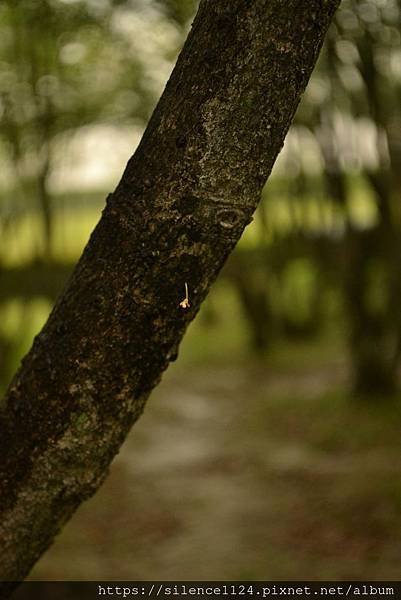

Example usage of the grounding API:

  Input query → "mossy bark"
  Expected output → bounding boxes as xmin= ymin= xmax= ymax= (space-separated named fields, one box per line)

xmin=0 ymin=0 xmax=339 ymax=590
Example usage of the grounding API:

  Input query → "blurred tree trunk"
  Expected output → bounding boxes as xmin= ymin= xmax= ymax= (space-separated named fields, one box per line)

xmin=227 ymin=256 xmax=272 ymax=352
xmin=317 ymin=20 xmax=401 ymax=398
xmin=0 ymin=0 xmax=339 ymax=591
xmin=341 ymin=15 xmax=401 ymax=396
xmin=355 ymin=28 xmax=401 ymax=396
xmin=320 ymin=135 xmax=399 ymax=396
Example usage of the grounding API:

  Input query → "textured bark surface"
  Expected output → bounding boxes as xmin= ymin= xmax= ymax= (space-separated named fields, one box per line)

xmin=0 ymin=0 xmax=339 ymax=590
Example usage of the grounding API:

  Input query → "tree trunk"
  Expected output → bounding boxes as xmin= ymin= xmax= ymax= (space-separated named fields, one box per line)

xmin=0 ymin=0 xmax=339 ymax=590
xmin=230 ymin=263 xmax=272 ymax=353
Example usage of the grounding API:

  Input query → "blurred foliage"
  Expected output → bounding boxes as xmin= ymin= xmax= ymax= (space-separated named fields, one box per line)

xmin=0 ymin=0 xmax=401 ymax=399
xmin=230 ymin=0 xmax=401 ymax=395
xmin=0 ymin=0 xmax=179 ymax=254
xmin=154 ymin=0 xmax=198 ymax=27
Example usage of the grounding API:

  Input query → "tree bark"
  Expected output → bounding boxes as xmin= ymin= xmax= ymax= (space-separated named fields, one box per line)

xmin=0 ymin=0 xmax=339 ymax=590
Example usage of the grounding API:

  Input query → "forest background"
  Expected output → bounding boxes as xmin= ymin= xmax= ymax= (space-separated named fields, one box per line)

xmin=1 ymin=0 xmax=401 ymax=580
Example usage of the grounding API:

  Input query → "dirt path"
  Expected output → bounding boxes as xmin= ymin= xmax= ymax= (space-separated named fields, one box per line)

xmin=30 ymin=361 xmax=401 ymax=580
